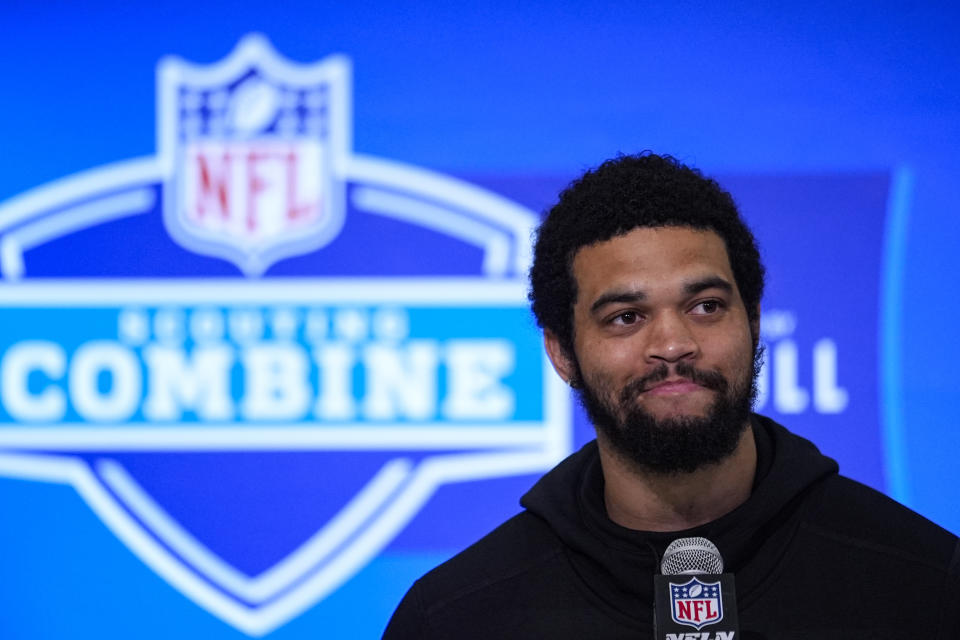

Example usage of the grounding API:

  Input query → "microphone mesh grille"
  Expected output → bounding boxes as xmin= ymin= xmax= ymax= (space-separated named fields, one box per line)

xmin=660 ymin=537 xmax=724 ymax=575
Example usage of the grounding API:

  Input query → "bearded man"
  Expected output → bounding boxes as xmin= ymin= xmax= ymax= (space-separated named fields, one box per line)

xmin=384 ymin=153 xmax=960 ymax=639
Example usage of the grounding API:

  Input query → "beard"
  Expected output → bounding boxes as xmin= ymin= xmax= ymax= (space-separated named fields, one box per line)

xmin=574 ymin=349 xmax=761 ymax=475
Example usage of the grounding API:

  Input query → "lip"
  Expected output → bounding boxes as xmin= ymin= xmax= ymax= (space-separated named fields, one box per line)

xmin=643 ymin=379 xmax=705 ymax=395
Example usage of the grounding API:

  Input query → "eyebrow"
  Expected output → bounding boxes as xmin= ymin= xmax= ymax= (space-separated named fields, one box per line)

xmin=589 ymin=276 xmax=733 ymax=314
xmin=684 ymin=276 xmax=734 ymax=296
xmin=590 ymin=290 xmax=646 ymax=313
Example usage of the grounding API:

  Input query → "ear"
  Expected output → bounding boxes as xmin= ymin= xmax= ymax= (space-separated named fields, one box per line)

xmin=544 ymin=329 xmax=578 ymax=386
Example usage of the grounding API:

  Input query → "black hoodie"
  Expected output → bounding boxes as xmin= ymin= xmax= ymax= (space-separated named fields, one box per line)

xmin=384 ymin=416 xmax=960 ymax=639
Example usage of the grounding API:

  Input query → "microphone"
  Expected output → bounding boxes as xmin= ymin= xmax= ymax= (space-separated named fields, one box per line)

xmin=661 ymin=537 xmax=724 ymax=574
xmin=653 ymin=537 xmax=741 ymax=640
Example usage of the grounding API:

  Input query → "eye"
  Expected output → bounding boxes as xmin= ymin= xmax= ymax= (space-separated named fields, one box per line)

xmin=690 ymin=300 xmax=724 ymax=315
xmin=611 ymin=311 xmax=641 ymax=325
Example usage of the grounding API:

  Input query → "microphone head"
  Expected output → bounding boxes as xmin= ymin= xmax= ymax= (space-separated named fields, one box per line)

xmin=660 ymin=537 xmax=724 ymax=575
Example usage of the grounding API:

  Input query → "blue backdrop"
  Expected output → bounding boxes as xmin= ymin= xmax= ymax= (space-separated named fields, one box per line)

xmin=1 ymin=2 xmax=958 ymax=638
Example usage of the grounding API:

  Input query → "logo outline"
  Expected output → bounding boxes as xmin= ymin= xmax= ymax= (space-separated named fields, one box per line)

xmin=0 ymin=34 xmax=569 ymax=636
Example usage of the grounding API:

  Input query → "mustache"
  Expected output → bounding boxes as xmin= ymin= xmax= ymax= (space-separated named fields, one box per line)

xmin=620 ymin=361 xmax=728 ymax=401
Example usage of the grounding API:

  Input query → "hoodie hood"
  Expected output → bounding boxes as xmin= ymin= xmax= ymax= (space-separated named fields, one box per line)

xmin=519 ymin=415 xmax=839 ymax=621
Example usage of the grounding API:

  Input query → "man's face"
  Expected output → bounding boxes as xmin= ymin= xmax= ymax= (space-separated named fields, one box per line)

xmin=546 ymin=226 xmax=759 ymax=474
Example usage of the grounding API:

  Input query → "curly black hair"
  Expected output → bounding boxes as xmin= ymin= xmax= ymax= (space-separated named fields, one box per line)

xmin=529 ymin=152 xmax=765 ymax=357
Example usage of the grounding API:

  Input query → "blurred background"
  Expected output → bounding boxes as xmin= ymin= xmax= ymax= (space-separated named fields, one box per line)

xmin=1 ymin=1 xmax=958 ymax=637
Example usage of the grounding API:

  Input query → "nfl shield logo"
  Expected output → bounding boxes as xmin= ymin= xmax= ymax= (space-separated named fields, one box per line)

xmin=158 ymin=35 xmax=349 ymax=276
xmin=670 ymin=576 xmax=723 ymax=630
xmin=0 ymin=34 xmax=569 ymax=637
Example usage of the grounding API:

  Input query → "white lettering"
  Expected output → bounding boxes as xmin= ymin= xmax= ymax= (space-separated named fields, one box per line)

xmin=270 ymin=308 xmax=300 ymax=340
xmin=154 ymin=308 xmax=185 ymax=344
xmin=760 ymin=309 xmax=796 ymax=340
xmin=716 ymin=632 xmax=736 ymax=640
xmin=118 ymin=308 xmax=150 ymax=345
xmin=335 ymin=308 xmax=368 ymax=342
xmin=241 ymin=343 xmax=310 ymax=420
xmin=372 ymin=307 xmax=409 ymax=341
xmin=0 ymin=341 xmax=66 ymax=421
xmin=304 ymin=309 xmax=329 ymax=342
xmin=813 ymin=338 xmax=848 ymax=413
xmin=442 ymin=340 xmax=515 ymax=419
xmin=189 ymin=308 xmax=225 ymax=343
xmin=363 ymin=342 xmax=438 ymax=420
xmin=142 ymin=345 xmax=234 ymax=420
xmin=229 ymin=309 xmax=264 ymax=343
xmin=313 ymin=344 xmax=356 ymax=420
xmin=773 ymin=339 xmax=809 ymax=413
xmin=69 ymin=341 xmax=141 ymax=422
xmin=2 ymin=308 xmax=529 ymax=426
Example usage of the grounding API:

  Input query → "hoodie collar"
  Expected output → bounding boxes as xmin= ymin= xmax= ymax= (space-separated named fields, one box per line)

xmin=520 ymin=415 xmax=838 ymax=621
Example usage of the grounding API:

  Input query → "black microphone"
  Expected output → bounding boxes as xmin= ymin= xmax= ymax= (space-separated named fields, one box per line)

xmin=653 ymin=537 xmax=741 ymax=640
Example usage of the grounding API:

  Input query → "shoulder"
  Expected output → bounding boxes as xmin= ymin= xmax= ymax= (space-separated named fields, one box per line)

xmin=382 ymin=511 xmax=571 ymax=639
xmin=786 ymin=476 xmax=960 ymax=636
xmin=804 ymin=474 xmax=959 ymax=571
xmin=413 ymin=510 xmax=565 ymax=607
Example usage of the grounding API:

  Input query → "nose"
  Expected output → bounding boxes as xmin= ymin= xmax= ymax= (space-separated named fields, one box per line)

xmin=644 ymin=311 xmax=699 ymax=363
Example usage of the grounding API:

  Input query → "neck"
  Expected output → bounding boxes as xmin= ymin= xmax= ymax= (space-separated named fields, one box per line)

xmin=598 ymin=425 xmax=757 ymax=532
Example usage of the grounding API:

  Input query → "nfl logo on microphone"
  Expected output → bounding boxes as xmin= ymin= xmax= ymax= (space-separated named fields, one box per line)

xmin=670 ymin=577 xmax=723 ymax=630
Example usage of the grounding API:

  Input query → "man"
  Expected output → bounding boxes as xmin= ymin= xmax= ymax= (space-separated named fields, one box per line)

xmin=384 ymin=153 xmax=960 ymax=638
